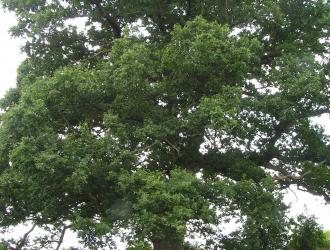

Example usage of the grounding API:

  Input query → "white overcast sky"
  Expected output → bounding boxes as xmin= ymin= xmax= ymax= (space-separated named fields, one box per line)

xmin=0 ymin=9 xmax=24 ymax=96
xmin=0 ymin=6 xmax=329 ymax=249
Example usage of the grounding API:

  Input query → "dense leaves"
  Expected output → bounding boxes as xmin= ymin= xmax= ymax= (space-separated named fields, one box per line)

xmin=287 ymin=215 xmax=328 ymax=250
xmin=0 ymin=0 xmax=330 ymax=249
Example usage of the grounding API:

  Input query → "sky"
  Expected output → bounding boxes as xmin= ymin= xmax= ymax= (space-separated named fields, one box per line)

xmin=0 ymin=6 xmax=329 ymax=249
xmin=0 ymin=9 xmax=24 ymax=97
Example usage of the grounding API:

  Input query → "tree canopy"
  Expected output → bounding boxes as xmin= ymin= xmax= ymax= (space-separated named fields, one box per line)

xmin=0 ymin=0 xmax=330 ymax=249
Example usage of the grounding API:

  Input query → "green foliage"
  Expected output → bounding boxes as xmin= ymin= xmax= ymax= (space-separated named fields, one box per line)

xmin=118 ymin=169 xmax=217 ymax=242
xmin=0 ymin=243 xmax=7 ymax=250
xmin=287 ymin=215 xmax=328 ymax=250
xmin=0 ymin=0 xmax=330 ymax=249
xmin=323 ymin=231 xmax=330 ymax=249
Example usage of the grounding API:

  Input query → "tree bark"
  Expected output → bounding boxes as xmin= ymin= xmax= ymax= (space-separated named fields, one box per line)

xmin=89 ymin=0 xmax=122 ymax=38
xmin=152 ymin=239 xmax=183 ymax=250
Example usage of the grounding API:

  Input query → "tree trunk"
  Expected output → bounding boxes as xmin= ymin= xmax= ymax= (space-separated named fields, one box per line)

xmin=152 ymin=239 xmax=183 ymax=250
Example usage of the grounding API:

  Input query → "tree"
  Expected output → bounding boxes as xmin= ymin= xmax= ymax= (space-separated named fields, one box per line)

xmin=287 ymin=215 xmax=328 ymax=250
xmin=323 ymin=230 xmax=330 ymax=249
xmin=0 ymin=0 xmax=330 ymax=249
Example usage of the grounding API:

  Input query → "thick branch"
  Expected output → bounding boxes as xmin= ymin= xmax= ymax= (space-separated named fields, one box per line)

xmin=55 ymin=225 xmax=70 ymax=250
xmin=268 ymin=161 xmax=330 ymax=202
xmin=165 ymin=139 xmax=181 ymax=156
xmin=89 ymin=0 xmax=121 ymax=38
xmin=16 ymin=224 xmax=37 ymax=250
xmin=186 ymin=0 xmax=192 ymax=18
xmin=267 ymin=160 xmax=325 ymax=182
xmin=155 ymin=4 xmax=167 ymax=34
xmin=269 ymin=164 xmax=312 ymax=182
xmin=222 ymin=0 xmax=229 ymax=23
xmin=251 ymin=121 xmax=291 ymax=168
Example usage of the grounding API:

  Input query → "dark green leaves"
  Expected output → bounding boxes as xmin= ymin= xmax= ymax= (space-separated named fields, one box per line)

xmin=0 ymin=1 xmax=330 ymax=248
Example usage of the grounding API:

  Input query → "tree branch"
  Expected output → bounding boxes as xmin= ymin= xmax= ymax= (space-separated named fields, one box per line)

xmin=222 ymin=0 xmax=229 ymax=23
xmin=55 ymin=225 xmax=70 ymax=250
xmin=250 ymin=121 xmax=291 ymax=169
xmin=297 ymin=186 xmax=330 ymax=203
xmin=89 ymin=0 xmax=121 ymax=38
xmin=267 ymin=160 xmax=330 ymax=202
xmin=16 ymin=224 xmax=37 ymax=250
xmin=186 ymin=0 xmax=192 ymax=18
xmin=165 ymin=139 xmax=181 ymax=156
xmin=155 ymin=3 xmax=167 ymax=34
xmin=272 ymin=169 xmax=312 ymax=182
xmin=266 ymin=160 xmax=327 ymax=183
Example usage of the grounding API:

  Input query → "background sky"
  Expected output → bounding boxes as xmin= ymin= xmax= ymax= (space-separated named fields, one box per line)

xmin=0 ymin=9 xmax=24 ymax=97
xmin=0 ymin=6 xmax=329 ymax=248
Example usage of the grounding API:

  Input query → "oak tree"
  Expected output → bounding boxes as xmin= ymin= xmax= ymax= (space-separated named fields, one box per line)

xmin=0 ymin=0 xmax=330 ymax=249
